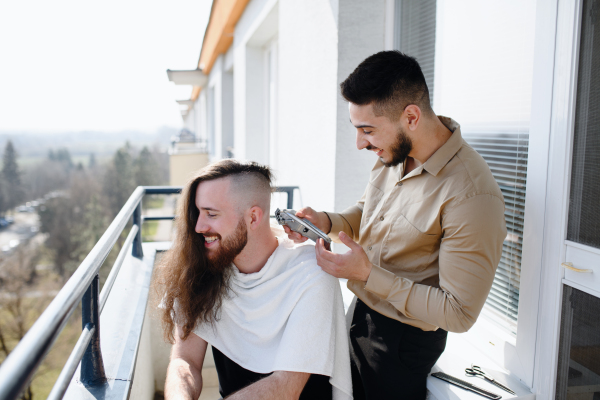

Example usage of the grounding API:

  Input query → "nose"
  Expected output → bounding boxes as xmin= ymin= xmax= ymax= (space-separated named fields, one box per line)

xmin=356 ymin=130 xmax=370 ymax=150
xmin=195 ymin=215 xmax=209 ymax=233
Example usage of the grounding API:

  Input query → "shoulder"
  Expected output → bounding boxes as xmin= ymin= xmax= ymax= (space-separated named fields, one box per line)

xmin=277 ymin=237 xmax=340 ymax=292
xmin=442 ymin=141 xmax=504 ymax=206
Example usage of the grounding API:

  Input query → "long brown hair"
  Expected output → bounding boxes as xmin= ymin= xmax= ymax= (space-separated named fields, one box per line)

xmin=152 ymin=159 xmax=273 ymax=342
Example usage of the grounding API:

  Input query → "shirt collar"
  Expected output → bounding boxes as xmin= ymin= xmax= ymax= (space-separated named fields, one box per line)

xmin=422 ymin=116 xmax=463 ymax=177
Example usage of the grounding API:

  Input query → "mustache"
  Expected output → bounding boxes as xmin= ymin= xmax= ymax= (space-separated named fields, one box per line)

xmin=366 ymin=145 xmax=379 ymax=151
xmin=201 ymin=232 xmax=222 ymax=241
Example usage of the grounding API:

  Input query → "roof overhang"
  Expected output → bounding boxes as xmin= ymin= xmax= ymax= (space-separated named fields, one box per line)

xmin=166 ymin=69 xmax=208 ymax=86
xmin=176 ymin=99 xmax=195 ymax=107
xmin=198 ymin=0 xmax=251 ymax=74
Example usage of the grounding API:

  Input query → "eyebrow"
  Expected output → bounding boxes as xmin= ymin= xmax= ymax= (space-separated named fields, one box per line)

xmin=200 ymin=207 xmax=220 ymax=212
xmin=349 ymin=118 xmax=375 ymax=129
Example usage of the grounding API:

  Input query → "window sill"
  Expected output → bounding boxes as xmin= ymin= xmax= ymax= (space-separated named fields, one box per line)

xmin=427 ymin=333 xmax=535 ymax=400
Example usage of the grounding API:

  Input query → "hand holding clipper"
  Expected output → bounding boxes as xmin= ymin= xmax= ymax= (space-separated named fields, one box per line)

xmin=275 ymin=208 xmax=332 ymax=248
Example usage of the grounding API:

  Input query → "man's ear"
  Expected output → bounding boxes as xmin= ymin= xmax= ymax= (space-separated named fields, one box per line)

xmin=403 ymin=105 xmax=422 ymax=131
xmin=247 ymin=206 xmax=264 ymax=230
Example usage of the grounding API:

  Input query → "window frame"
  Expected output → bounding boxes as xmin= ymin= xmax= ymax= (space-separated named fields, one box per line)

xmin=533 ymin=0 xmax=600 ymax=397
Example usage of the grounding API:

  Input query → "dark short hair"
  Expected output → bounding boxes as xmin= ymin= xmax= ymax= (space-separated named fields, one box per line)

xmin=340 ymin=51 xmax=432 ymax=121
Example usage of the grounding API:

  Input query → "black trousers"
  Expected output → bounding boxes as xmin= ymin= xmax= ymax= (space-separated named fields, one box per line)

xmin=212 ymin=346 xmax=332 ymax=399
xmin=350 ymin=299 xmax=448 ymax=400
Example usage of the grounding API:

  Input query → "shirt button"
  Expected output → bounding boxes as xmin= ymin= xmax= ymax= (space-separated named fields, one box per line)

xmin=368 ymin=246 xmax=372 ymax=251
xmin=397 ymin=182 xmax=403 ymax=186
xmin=379 ymin=216 xmax=384 ymax=221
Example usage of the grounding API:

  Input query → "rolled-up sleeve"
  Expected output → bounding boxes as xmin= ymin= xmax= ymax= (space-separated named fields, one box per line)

xmin=364 ymin=194 xmax=506 ymax=333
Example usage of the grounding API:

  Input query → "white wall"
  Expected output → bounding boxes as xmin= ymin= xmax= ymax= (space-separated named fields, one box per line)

xmin=244 ymin=45 xmax=268 ymax=163
xmin=202 ymin=0 xmax=386 ymax=213
xmin=334 ymin=0 xmax=387 ymax=212
xmin=207 ymin=56 xmax=222 ymax=160
xmin=221 ymin=67 xmax=234 ymax=157
xmin=195 ymin=91 xmax=207 ymax=142
xmin=183 ymin=110 xmax=194 ymax=133
xmin=232 ymin=0 xmax=278 ymax=165
xmin=277 ymin=0 xmax=339 ymax=211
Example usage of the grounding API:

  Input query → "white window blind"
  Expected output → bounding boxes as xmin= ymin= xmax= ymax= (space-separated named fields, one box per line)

xmin=395 ymin=0 xmax=536 ymax=334
xmin=394 ymin=0 xmax=436 ymax=97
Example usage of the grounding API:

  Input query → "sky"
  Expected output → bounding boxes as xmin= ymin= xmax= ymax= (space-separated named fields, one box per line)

xmin=0 ymin=0 xmax=212 ymax=134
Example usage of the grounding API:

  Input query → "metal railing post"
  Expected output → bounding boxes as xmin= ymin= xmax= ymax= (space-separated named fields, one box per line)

xmin=81 ymin=275 xmax=106 ymax=386
xmin=132 ymin=201 xmax=144 ymax=258
xmin=287 ymin=189 xmax=294 ymax=209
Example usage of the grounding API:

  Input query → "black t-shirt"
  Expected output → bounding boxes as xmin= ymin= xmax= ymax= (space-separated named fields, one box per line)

xmin=212 ymin=346 xmax=333 ymax=399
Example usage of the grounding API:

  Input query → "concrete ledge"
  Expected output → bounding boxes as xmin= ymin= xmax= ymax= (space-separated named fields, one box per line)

xmin=427 ymin=333 xmax=535 ymax=400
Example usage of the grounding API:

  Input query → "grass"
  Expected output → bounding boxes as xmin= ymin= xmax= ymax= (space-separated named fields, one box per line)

xmin=142 ymin=221 xmax=159 ymax=242
xmin=0 ymin=267 xmax=81 ymax=399
xmin=143 ymin=196 xmax=165 ymax=210
xmin=30 ymin=315 xmax=81 ymax=398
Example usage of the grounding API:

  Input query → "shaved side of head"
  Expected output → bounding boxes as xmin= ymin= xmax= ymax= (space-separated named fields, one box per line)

xmin=228 ymin=172 xmax=272 ymax=217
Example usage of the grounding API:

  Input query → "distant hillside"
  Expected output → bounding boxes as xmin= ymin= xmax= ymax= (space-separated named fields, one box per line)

xmin=0 ymin=127 xmax=178 ymax=164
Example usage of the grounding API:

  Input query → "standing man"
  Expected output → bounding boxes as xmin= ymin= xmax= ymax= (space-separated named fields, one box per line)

xmin=284 ymin=51 xmax=507 ymax=399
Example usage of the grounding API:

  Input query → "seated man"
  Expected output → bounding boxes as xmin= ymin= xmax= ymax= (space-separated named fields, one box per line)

xmin=154 ymin=160 xmax=352 ymax=400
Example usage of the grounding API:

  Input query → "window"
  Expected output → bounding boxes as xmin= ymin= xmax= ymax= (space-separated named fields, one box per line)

xmin=558 ymin=1 xmax=600 ymax=394
xmin=567 ymin=0 xmax=600 ymax=251
xmin=394 ymin=0 xmax=536 ymax=334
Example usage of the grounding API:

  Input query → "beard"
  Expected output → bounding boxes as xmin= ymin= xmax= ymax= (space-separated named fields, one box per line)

xmin=384 ymin=126 xmax=413 ymax=167
xmin=205 ymin=217 xmax=248 ymax=272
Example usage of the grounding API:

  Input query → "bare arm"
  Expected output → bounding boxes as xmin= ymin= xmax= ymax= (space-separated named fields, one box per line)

xmin=226 ymin=371 xmax=310 ymax=400
xmin=164 ymin=325 xmax=208 ymax=400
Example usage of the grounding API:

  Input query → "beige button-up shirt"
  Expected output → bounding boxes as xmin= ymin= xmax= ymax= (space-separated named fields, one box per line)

xmin=327 ymin=117 xmax=506 ymax=333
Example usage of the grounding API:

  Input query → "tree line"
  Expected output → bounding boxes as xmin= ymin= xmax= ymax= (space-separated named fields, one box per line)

xmin=0 ymin=140 xmax=169 ymax=399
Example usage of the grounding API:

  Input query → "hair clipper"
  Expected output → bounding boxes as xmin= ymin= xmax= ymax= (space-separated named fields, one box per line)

xmin=275 ymin=208 xmax=332 ymax=246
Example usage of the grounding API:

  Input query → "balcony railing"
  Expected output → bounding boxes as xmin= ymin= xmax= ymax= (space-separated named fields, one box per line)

xmin=0 ymin=185 xmax=297 ymax=400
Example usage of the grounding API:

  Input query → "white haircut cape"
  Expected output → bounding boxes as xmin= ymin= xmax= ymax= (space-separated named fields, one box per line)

xmin=193 ymin=236 xmax=353 ymax=400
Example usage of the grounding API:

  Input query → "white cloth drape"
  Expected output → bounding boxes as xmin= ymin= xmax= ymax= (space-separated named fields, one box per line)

xmin=194 ymin=236 xmax=353 ymax=400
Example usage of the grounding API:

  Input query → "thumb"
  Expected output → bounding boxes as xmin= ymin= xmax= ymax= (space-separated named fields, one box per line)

xmin=296 ymin=207 xmax=313 ymax=220
xmin=338 ymin=231 xmax=360 ymax=250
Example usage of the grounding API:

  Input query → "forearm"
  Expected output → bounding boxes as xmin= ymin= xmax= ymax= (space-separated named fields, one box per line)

xmin=164 ymin=358 xmax=203 ymax=400
xmin=360 ymin=265 xmax=485 ymax=332
xmin=362 ymin=195 xmax=506 ymax=332
xmin=362 ymin=241 xmax=500 ymax=332
xmin=226 ymin=371 xmax=309 ymax=400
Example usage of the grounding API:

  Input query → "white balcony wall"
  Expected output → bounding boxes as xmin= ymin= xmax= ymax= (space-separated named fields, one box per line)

xmin=277 ymin=0 xmax=338 ymax=211
xmin=228 ymin=0 xmax=387 ymax=213
xmin=232 ymin=0 xmax=278 ymax=166
xmin=222 ymin=54 xmax=234 ymax=158
xmin=183 ymin=110 xmax=195 ymax=134
xmin=334 ymin=0 xmax=387 ymax=212
xmin=196 ymin=91 xmax=207 ymax=142
xmin=208 ymin=56 xmax=224 ymax=160
xmin=244 ymin=45 xmax=268 ymax=163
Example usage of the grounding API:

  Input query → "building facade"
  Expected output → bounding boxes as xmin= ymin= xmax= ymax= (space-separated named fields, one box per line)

xmin=168 ymin=0 xmax=600 ymax=398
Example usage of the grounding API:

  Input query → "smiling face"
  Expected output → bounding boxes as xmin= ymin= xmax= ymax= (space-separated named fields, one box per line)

xmin=349 ymin=102 xmax=413 ymax=167
xmin=194 ymin=177 xmax=248 ymax=265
